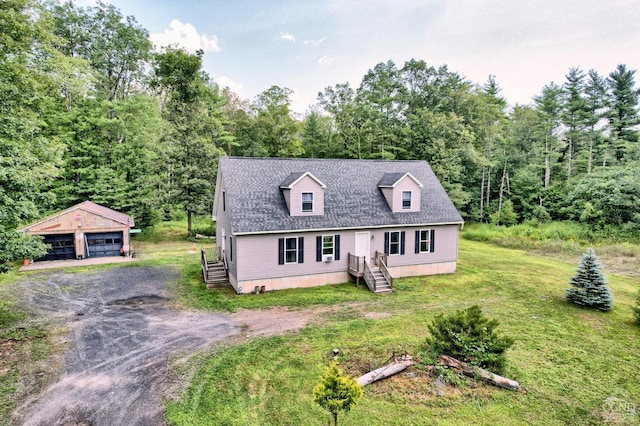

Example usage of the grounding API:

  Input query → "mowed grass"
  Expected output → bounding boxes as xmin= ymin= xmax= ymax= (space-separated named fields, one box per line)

xmin=165 ymin=239 xmax=640 ymax=426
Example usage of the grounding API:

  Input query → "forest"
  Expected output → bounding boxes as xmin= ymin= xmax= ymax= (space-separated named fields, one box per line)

xmin=2 ymin=0 xmax=639 ymax=269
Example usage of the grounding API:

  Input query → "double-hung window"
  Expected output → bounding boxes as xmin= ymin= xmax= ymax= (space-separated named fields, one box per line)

xmin=322 ymin=235 xmax=334 ymax=256
xmin=415 ymin=229 xmax=435 ymax=254
xmin=302 ymin=192 xmax=313 ymax=212
xmin=419 ymin=230 xmax=430 ymax=252
xmin=285 ymin=237 xmax=298 ymax=263
xmin=389 ymin=231 xmax=401 ymax=255
xmin=402 ymin=191 xmax=412 ymax=209
xmin=385 ymin=231 xmax=405 ymax=256
xmin=316 ymin=235 xmax=340 ymax=261
xmin=279 ymin=237 xmax=304 ymax=265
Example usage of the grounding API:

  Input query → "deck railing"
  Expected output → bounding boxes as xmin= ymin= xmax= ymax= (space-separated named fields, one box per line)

xmin=379 ymin=258 xmax=393 ymax=290
xmin=347 ymin=253 xmax=365 ymax=276
xmin=374 ymin=251 xmax=387 ymax=267
xmin=363 ymin=260 xmax=376 ymax=293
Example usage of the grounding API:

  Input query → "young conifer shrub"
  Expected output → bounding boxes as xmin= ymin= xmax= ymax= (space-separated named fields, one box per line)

xmin=566 ymin=248 xmax=613 ymax=311
xmin=313 ymin=360 xmax=363 ymax=426
xmin=423 ymin=305 xmax=514 ymax=374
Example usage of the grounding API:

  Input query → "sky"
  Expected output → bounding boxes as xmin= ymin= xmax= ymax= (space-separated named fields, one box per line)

xmin=83 ymin=0 xmax=640 ymax=115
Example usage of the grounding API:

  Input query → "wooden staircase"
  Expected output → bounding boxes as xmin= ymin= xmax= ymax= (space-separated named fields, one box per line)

xmin=201 ymin=248 xmax=229 ymax=289
xmin=369 ymin=265 xmax=393 ymax=293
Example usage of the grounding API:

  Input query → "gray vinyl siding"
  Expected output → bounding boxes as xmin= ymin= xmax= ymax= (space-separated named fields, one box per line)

xmin=235 ymin=224 xmax=459 ymax=282
xmin=214 ymin=179 xmax=237 ymax=282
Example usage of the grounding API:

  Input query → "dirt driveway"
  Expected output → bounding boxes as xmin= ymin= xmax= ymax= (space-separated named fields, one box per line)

xmin=7 ymin=265 xmax=321 ymax=426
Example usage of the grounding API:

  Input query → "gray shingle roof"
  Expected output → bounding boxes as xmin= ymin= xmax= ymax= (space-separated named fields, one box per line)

xmin=219 ymin=157 xmax=463 ymax=234
xmin=378 ymin=172 xmax=409 ymax=187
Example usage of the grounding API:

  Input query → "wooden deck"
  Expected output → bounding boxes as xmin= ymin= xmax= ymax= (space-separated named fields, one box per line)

xmin=347 ymin=252 xmax=393 ymax=294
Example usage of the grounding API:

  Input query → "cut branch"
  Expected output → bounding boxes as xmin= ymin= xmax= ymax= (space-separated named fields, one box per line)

xmin=356 ymin=356 xmax=414 ymax=387
xmin=437 ymin=354 xmax=519 ymax=391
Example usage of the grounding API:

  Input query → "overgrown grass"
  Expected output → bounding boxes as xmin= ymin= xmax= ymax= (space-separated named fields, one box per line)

xmin=133 ymin=215 xmax=216 ymax=243
xmin=463 ymin=222 xmax=640 ymax=276
xmin=0 ymin=300 xmax=50 ymax=425
xmin=165 ymin=239 xmax=640 ymax=425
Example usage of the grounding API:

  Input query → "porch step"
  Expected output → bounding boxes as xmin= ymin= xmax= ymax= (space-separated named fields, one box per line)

xmin=370 ymin=267 xmax=393 ymax=294
xmin=203 ymin=261 xmax=229 ymax=288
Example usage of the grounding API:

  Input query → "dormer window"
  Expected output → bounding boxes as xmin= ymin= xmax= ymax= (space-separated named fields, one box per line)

xmin=378 ymin=172 xmax=423 ymax=213
xmin=280 ymin=172 xmax=326 ymax=216
xmin=402 ymin=191 xmax=411 ymax=209
xmin=302 ymin=192 xmax=313 ymax=212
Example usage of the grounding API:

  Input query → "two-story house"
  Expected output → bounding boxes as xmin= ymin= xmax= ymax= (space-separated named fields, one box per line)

xmin=210 ymin=157 xmax=463 ymax=294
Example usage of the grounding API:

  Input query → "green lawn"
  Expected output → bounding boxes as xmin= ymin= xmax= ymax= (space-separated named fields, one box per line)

xmin=166 ymin=239 xmax=640 ymax=426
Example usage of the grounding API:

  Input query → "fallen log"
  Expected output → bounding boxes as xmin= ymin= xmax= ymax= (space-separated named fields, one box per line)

xmin=437 ymin=354 xmax=519 ymax=391
xmin=357 ymin=356 xmax=414 ymax=387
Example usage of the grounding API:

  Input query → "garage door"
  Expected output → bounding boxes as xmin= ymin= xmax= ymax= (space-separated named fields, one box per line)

xmin=86 ymin=232 xmax=123 ymax=258
xmin=41 ymin=234 xmax=76 ymax=261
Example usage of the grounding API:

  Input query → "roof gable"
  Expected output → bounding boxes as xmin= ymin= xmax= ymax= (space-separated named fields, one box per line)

xmin=378 ymin=172 xmax=423 ymax=188
xmin=21 ymin=201 xmax=134 ymax=231
xmin=280 ymin=172 xmax=327 ymax=189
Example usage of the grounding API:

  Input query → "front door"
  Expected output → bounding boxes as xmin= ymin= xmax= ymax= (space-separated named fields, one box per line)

xmin=355 ymin=232 xmax=370 ymax=261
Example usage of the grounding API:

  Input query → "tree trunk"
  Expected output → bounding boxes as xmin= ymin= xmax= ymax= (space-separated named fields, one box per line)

xmin=187 ymin=210 xmax=193 ymax=237
xmin=566 ymin=137 xmax=573 ymax=182
xmin=496 ymin=160 xmax=507 ymax=225
xmin=333 ymin=411 xmax=338 ymax=426
xmin=356 ymin=357 xmax=414 ymax=386
xmin=479 ymin=166 xmax=486 ymax=223
xmin=437 ymin=355 xmax=519 ymax=391
xmin=544 ymin=134 xmax=551 ymax=190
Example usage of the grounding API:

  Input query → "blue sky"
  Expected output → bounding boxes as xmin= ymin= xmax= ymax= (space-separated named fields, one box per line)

xmin=90 ymin=0 xmax=639 ymax=114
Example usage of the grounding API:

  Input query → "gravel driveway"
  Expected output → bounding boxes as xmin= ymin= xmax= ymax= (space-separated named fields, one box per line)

xmin=9 ymin=266 xmax=241 ymax=426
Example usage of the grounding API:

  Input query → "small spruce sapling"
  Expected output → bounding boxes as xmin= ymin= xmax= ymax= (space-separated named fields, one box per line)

xmin=313 ymin=360 xmax=363 ymax=426
xmin=566 ymin=248 xmax=613 ymax=311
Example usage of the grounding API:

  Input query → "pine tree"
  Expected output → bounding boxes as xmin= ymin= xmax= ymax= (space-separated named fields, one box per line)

xmin=566 ymin=249 xmax=613 ymax=311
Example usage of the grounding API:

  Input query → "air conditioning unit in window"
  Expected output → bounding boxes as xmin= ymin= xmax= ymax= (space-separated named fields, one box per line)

xmin=323 ymin=255 xmax=333 ymax=262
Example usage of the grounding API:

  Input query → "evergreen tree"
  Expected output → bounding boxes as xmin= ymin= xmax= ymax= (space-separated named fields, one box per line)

xmin=561 ymin=67 xmax=587 ymax=181
xmin=583 ymin=70 xmax=607 ymax=173
xmin=633 ymin=289 xmax=640 ymax=324
xmin=606 ymin=64 xmax=640 ymax=163
xmin=566 ymin=249 xmax=613 ymax=311
xmin=313 ymin=360 xmax=363 ymax=426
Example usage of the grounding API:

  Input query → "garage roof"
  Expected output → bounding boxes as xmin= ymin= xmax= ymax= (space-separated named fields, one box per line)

xmin=21 ymin=201 xmax=134 ymax=231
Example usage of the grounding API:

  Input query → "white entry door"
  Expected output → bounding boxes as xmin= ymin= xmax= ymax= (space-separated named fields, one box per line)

xmin=355 ymin=232 xmax=370 ymax=260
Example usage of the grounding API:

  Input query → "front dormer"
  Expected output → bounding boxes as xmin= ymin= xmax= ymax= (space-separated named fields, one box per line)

xmin=378 ymin=172 xmax=423 ymax=213
xmin=280 ymin=172 xmax=326 ymax=216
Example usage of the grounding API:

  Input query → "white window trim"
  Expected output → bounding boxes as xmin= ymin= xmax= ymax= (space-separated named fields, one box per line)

xmin=284 ymin=236 xmax=298 ymax=264
xmin=419 ymin=229 xmax=431 ymax=253
xmin=402 ymin=190 xmax=412 ymax=209
xmin=388 ymin=231 xmax=401 ymax=256
xmin=301 ymin=192 xmax=313 ymax=213
xmin=322 ymin=234 xmax=335 ymax=257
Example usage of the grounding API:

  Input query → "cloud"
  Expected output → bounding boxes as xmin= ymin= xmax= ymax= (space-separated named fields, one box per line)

xmin=150 ymin=19 xmax=220 ymax=53
xmin=215 ymin=75 xmax=244 ymax=95
xmin=318 ymin=56 xmax=338 ymax=66
xmin=303 ymin=38 xmax=326 ymax=47
xmin=279 ymin=32 xmax=296 ymax=42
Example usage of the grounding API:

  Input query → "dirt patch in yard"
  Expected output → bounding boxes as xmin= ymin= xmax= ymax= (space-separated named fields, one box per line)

xmin=2 ymin=267 xmax=235 ymax=425
xmin=3 ymin=266 xmax=338 ymax=426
